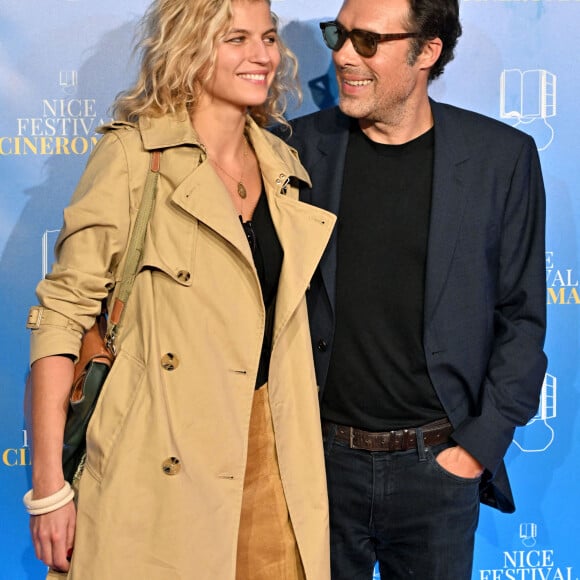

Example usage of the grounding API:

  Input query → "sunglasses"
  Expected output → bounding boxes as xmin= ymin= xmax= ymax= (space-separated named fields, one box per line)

xmin=320 ymin=21 xmax=419 ymax=58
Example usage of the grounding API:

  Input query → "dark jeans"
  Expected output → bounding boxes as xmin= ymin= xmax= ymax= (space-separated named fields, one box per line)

xmin=323 ymin=425 xmax=481 ymax=580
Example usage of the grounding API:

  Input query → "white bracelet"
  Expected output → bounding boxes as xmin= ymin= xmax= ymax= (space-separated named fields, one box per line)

xmin=23 ymin=481 xmax=75 ymax=516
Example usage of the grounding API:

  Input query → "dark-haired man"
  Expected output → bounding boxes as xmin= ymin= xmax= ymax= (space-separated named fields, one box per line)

xmin=277 ymin=0 xmax=547 ymax=577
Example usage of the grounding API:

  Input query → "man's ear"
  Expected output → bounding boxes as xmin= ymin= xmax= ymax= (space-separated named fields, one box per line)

xmin=418 ymin=37 xmax=443 ymax=70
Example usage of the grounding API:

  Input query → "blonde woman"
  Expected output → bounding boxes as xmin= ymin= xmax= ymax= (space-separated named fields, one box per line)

xmin=25 ymin=1 xmax=334 ymax=578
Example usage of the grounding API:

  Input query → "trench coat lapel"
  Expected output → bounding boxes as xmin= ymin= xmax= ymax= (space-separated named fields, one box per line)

xmin=170 ymin=161 xmax=255 ymax=265
xmin=172 ymin=163 xmax=336 ymax=349
xmin=267 ymin=193 xmax=335 ymax=347
xmin=140 ymin=111 xmax=256 ymax=264
xmin=248 ymin=122 xmax=336 ymax=346
xmin=423 ymin=101 xmax=471 ymax=325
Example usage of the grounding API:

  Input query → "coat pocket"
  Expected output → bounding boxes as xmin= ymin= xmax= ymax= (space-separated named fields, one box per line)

xmin=84 ymin=350 xmax=146 ymax=481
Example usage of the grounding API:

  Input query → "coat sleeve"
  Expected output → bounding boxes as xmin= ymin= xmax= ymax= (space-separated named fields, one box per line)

xmin=451 ymin=135 xmax=548 ymax=476
xmin=29 ymin=131 xmax=132 ymax=365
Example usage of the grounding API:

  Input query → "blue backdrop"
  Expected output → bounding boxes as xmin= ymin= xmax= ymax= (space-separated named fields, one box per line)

xmin=1 ymin=1 xmax=579 ymax=578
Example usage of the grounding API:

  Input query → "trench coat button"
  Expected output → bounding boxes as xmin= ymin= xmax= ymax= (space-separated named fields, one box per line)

xmin=177 ymin=270 xmax=191 ymax=282
xmin=317 ymin=339 xmax=328 ymax=352
xmin=161 ymin=353 xmax=179 ymax=371
xmin=162 ymin=457 xmax=181 ymax=475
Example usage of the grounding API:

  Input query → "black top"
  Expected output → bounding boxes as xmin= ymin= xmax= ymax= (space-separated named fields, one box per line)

xmin=241 ymin=190 xmax=283 ymax=389
xmin=321 ymin=123 xmax=446 ymax=430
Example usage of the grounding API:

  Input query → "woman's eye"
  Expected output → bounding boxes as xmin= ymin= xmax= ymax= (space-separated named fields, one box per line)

xmin=264 ymin=35 xmax=277 ymax=45
xmin=226 ymin=36 xmax=245 ymax=44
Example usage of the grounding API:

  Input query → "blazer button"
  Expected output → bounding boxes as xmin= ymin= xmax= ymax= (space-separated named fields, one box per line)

xmin=162 ymin=457 xmax=181 ymax=475
xmin=177 ymin=270 xmax=191 ymax=282
xmin=317 ymin=339 xmax=328 ymax=352
xmin=161 ymin=353 xmax=179 ymax=371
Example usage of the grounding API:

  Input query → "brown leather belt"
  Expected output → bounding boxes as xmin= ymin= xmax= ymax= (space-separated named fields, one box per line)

xmin=322 ymin=418 xmax=453 ymax=452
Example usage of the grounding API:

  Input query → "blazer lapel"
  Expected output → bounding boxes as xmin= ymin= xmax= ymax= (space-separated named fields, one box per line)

xmin=300 ymin=108 xmax=351 ymax=314
xmin=424 ymin=101 xmax=471 ymax=325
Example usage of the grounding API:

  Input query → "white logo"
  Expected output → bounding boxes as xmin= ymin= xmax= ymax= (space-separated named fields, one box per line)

xmin=513 ymin=373 xmax=556 ymax=453
xmin=479 ymin=523 xmax=578 ymax=580
xmin=59 ymin=70 xmax=78 ymax=95
xmin=520 ymin=522 xmax=538 ymax=548
xmin=500 ymin=68 xmax=557 ymax=151
xmin=2 ymin=72 xmax=106 ymax=157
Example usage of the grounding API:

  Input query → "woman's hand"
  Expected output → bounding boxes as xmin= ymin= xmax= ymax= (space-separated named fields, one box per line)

xmin=30 ymin=499 xmax=76 ymax=572
xmin=28 ymin=355 xmax=77 ymax=570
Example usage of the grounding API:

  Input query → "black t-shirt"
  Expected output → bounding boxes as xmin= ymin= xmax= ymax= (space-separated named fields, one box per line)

xmin=321 ymin=124 xmax=446 ymax=430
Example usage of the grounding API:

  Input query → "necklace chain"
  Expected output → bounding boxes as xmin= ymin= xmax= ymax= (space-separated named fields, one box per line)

xmin=209 ymin=137 xmax=248 ymax=199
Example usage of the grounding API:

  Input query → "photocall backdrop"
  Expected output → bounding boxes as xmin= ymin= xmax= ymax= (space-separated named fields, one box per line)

xmin=1 ymin=0 xmax=579 ymax=578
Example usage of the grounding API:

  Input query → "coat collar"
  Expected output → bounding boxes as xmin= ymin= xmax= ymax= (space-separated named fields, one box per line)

xmin=299 ymin=107 xmax=350 ymax=219
xmin=137 ymin=110 xmax=311 ymax=187
xmin=138 ymin=110 xmax=199 ymax=150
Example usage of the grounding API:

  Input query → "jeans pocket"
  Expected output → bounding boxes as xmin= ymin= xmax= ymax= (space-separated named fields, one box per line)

xmin=427 ymin=444 xmax=482 ymax=484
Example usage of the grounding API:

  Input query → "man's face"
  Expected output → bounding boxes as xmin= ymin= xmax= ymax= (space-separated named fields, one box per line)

xmin=332 ymin=0 xmax=424 ymax=127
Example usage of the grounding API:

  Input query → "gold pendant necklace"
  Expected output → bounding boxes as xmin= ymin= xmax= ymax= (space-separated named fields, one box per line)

xmin=209 ymin=137 xmax=248 ymax=199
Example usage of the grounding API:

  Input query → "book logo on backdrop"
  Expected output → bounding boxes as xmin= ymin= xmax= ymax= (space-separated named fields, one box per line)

xmin=478 ymin=523 xmax=578 ymax=579
xmin=0 ymin=71 xmax=108 ymax=157
xmin=546 ymin=252 xmax=579 ymax=305
xmin=2 ymin=430 xmax=30 ymax=468
xmin=513 ymin=373 xmax=556 ymax=453
xmin=500 ymin=69 xmax=556 ymax=151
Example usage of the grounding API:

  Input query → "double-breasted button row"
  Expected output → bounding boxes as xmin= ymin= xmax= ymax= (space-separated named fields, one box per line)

xmin=161 ymin=352 xmax=179 ymax=370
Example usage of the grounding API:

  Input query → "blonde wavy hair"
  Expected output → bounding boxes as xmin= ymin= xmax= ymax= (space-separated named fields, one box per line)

xmin=112 ymin=0 xmax=300 ymax=127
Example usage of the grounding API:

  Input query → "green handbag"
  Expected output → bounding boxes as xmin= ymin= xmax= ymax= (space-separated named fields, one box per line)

xmin=62 ymin=150 xmax=162 ymax=485
xmin=62 ymin=313 xmax=113 ymax=483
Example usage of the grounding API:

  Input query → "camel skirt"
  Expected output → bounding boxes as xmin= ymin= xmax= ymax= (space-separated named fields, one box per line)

xmin=236 ymin=384 xmax=306 ymax=580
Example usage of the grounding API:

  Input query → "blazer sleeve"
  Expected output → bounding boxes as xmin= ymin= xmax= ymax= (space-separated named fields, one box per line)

xmin=451 ymin=136 xmax=548 ymax=475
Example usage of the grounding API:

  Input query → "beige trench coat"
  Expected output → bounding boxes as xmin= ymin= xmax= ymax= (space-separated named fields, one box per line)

xmin=30 ymin=112 xmax=336 ymax=580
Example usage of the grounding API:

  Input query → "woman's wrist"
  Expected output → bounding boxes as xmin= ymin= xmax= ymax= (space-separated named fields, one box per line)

xmin=32 ymin=467 xmax=67 ymax=498
xmin=23 ymin=481 xmax=75 ymax=515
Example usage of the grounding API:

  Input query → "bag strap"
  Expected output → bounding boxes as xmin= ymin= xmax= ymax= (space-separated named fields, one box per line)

xmin=105 ymin=150 xmax=162 ymax=354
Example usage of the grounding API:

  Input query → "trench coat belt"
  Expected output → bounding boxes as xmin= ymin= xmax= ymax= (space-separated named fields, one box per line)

xmin=322 ymin=418 xmax=453 ymax=452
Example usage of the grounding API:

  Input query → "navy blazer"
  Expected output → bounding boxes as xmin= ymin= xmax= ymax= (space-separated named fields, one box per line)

xmin=277 ymin=101 xmax=547 ymax=512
